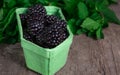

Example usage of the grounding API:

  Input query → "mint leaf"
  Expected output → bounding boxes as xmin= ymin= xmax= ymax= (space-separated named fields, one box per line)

xmin=78 ymin=2 xmax=88 ymax=19
xmin=63 ymin=0 xmax=80 ymax=18
xmin=68 ymin=19 xmax=78 ymax=34
xmin=16 ymin=0 xmax=31 ymax=7
xmin=76 ymin=19 xmax=82 ymax=26
xmin=102 ymin=18 xmax=109 ymax=28
xmin=95 ymin=0 xmax=110 ymax=6
xmin=4 ymin=0 xmax=16 ymax=8
xmin=81 ymin=18 xmax=100 ymax=32
xmin=98 ymin=6 xmax=120 ymax=24
xmin=76 ymin=29 xmax=83 ymax=35
xmin=101 ymin=0 xmax=110 ymax=6
xmin=0 ymin=8 xmax=3 ymax=21
xmin=96 ymin=27 xmax=104 ymax=39
xmin=90 ymin=12 xmax=102 ymax=21
xmin=88 ymin=31 xmax=96 ymax=38
xmin=36 ymin=0 xmax=48 ymax=5
xmin=76 ymin=28 xmax=88 ymax=35
xmin=85 ymin=0 xmax=95 ymax=8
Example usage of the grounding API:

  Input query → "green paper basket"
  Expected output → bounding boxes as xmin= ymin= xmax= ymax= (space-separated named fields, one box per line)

xmin=16 ymin=6 xmax=73 ymax=75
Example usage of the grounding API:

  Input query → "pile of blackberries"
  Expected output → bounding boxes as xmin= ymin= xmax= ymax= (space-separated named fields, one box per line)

xmin=20 ymin=4 xmax=69 ymax=48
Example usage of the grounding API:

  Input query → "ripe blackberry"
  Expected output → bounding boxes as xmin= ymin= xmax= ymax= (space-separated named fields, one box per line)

xmin=51 ymin=29 xmax=69 ymax=48
xmin=20 ymin=14 xmax=27 ymax=21
xmin=50 ymin=24 xmax=63 ymax=33
xmin=45 ymin=15 xmax=59 ymax=24
xmin=36 ymin=27 xmax=53 ymax=41
xmin=47 ymin=29 xmax=64 ymax=48
xmin=46 ymin=38 xmax=58 ymax=48
xmin=27 ymin=13 xmax=45 ymax=21
xmin=27 ymin=4 xmax=46 ymax=16
xmin=52 ymin=31 xmax=68 ymax=46
xmin=36 ymin=29 xmax=51 ymax=48
xmin=23 ymin=29 xmax=34 ymax=42
xmin=45 ymin=33 xmax=66 ymax=48
xmin=56 ymin=20 xmax=67 ymax=29
xmin=36 ymin=23 xmax=69 ymax=48
xmin=35 ymin=33 xmax=44 ymax=46
xmin=52 ymin=32 xmax=69 ymax=47
xmin=59 ymin=31 xmax=69 ymax=41
xmin=20 ymin=14 xmax=27 ymax=27
xmin=27 ymin=21 xmax=44 ymax=36
xmin=35 ymin=27 xmax=54 ymax=48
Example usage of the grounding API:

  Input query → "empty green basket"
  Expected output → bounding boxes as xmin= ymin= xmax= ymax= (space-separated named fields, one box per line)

xmin=16 ymin=6 xmax=73 ymax=75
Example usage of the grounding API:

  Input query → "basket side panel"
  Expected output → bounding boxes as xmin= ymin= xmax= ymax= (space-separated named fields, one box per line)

xmin=52 ymin=48 xmax=69 ymax=74
xmin=23 ymin=48 xmax=49 ymax=75
xmin=21 ymin=39 xmax=50 ymax=58
xmin=49 ymin=30 xmax=73 ymax=74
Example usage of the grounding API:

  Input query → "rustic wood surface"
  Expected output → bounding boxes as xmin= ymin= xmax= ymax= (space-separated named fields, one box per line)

xmin=0 ymin=2 xmax=120 ymax=75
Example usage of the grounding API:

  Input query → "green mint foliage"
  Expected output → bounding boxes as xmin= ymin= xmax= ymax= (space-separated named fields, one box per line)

xmin=68 ymin=19 xmax=78 ymax=34
xmin=81 ymin=18 xmax=100 ymax=32
xmin=98 ymin=6 xmax=120 ymax=24
xmin=78 ymin=2 xmax=89 ymax=19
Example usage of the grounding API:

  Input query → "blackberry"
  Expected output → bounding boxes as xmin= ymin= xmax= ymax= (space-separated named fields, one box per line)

xmin=36 ymin=23 xmax=69 ymax=48
xmin=59 ymin=32 xmax=69 ymax=41
xmin=46 ymin=34 xmax=64 ymax=48
xmin=51 ymin=24 xmax=63 ymax=32
xmin=27 ymin=4 xmax=46 ymax=16
xmin=47 ymin=28 xmax=67 ymax=48
xmin=23 ymin=29 xmax=34 ymax=42
xmin=51 ymin=32 xmax=69 ymax=48
xmin=36 ymin=27 xmax=53 ymax=42
xmin=46 ymin=38 xmax=58 ymax=48
xmin=56 ymin=20 xmax=67 ymax=30
xmin=20 ymin=14 xmax=27 ymax=22
xmin=27 ymin=13 xmax=45 ymax=22
xmin=36 ymin=27 xmax=54 ymax=48
xmin=47 ymin=19 xmax=67 ymax=32
xmin=51 ymin=31 xmax=69 ymax=47
xmin=27 ymin=21 xmax=44 ymax=36
xmin=45 ymin=15 xmax=59 ymax=24
xmin=36 ymin=29 xmax=51 ymax=48
xmin=35 ymin=33 xmax=44 ymax=46
xmin=20 ymin=14 xmax=27 ymax=27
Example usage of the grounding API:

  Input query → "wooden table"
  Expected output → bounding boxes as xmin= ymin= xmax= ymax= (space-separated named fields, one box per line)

xmin=0 ymin=2 xmax=120 ymax=75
